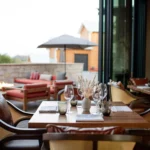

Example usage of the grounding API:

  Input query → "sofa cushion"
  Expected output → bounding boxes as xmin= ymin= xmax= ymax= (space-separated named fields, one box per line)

xmin=14 ymin=78 xmax=52 ymax=85
xmin=30 ymin=72 xmax=40 ymax=80
xmin=56 ymin=72 xmax=66 ymax=80
xmin=39 ymin=74 xmax=52 ymax=81
xmin=6 ymin=89 xmax=47 ymax=99
xmin=5 ymin=90 xmax=24 ymax=99
xmin=24 ymin=83 xmax=47 ymax=89
xmin=51 ymin=75 xmax=57 ymax=80
xmin=55 ymin=80 xmax=73 ymax=85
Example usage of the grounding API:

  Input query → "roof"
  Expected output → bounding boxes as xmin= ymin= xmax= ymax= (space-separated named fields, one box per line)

xmin=79 ymin=21 xmax=99 ymax=33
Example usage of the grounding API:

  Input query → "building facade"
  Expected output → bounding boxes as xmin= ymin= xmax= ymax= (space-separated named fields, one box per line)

xmin=56 ymin=22 xmax=99 ymax=71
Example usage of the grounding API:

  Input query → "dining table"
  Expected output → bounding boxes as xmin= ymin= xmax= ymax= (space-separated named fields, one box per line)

xmin=28 ymin=101 xmax=150 ymax=129
xmin=127 ymin=85 xmax=150 ymax=95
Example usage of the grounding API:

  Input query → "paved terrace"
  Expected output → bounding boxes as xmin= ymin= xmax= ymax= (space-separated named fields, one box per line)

xmin=0 ymin=63 xmax=98 ymax=112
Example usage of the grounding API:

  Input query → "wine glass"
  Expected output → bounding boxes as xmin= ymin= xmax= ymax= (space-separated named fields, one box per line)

xmin=77 ymin=84 xmax=83 ymax=100
xmin=64 ymin=85 xmax=74 ymax=113
xmin=99 ymin=83 xmax=107 ymax=101
xmin=92 ymin=86 xmax=101 ymax=114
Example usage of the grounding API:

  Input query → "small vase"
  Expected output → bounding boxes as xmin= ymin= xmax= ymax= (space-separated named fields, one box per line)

xmin=82 ymin=97 xmax=91 ymax=114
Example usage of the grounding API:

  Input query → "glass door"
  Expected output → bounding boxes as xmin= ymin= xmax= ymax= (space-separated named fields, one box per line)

xmin=112 ymin=0 xmax=133 ymax=86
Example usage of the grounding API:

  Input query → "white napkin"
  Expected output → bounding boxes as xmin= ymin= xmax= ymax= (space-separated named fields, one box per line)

xmin=76 ymin=114 xmax=104 ymax=122
xmin=137 ymin=86 xmax=150 ymax=89
xmin=111 ymin=106 xmax=132 ymax=112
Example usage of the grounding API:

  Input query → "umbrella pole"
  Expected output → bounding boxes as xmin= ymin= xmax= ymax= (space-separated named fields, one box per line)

xmin=64 ymin=45 xmax=66 ymax=74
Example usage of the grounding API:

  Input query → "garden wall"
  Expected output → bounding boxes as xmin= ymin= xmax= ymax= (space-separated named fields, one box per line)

xmin=0 ymin=63 xmax=83 ymax=83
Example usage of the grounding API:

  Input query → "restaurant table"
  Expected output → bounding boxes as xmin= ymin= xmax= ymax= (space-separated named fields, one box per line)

xmin=28 ymin=101 xmax=150 ymax=128
xmin=127 ymin=85 xmax=150 ymax=95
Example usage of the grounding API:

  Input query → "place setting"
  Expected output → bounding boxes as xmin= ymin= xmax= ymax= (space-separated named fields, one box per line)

xmin=75 ymin=76 xmax=113 ymax=122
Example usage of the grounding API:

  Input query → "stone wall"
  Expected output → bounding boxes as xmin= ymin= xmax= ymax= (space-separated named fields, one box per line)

xmin=0 ymin=63 xmax=83 ymax=83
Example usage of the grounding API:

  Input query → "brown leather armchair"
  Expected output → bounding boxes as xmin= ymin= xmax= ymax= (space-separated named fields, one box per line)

xmin=0 ymin=97 xmax=46 ymax=150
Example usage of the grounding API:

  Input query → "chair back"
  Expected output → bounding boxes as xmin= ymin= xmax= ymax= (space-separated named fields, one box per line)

xmin=129 ymin=78 xmax=148 ymax=85
xmin=110 ymin=82 xmax=136 ymax=104
xmin=0 ymin=96 xmax=13 ymax=125
xmin=42 ymin=125 xmax=143 ymax=150
xmin=43 ymin=133 xmax=143 ymax=150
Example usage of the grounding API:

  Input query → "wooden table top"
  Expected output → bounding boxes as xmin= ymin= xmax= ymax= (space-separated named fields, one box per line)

xmin=28 ymin=101 xmax=150 ymax=128
xmin=127 ymin=85 xmax=150 ymax=95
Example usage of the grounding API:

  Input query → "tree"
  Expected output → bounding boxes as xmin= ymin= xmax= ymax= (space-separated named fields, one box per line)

xmin=0 ymin=54 xmax=14 ymax=63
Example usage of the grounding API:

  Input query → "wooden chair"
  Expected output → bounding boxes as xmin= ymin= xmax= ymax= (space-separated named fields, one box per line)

xmin=0 ymin=97 xmax=46 ymax=150
xmin=129 ymin=78 xmax=149 ymax=85
xmin=43 ymin=133 xmax=143 ymax=150
xmin=109 ymin=82 xmax=138 ymax=104
xmin=42 ymin=125 xmax=150 ymax=150
xmin=128 ymin=78 xmax=149 ymax=96
xmin=3 ymin=83 xmax=50 ymax=110
xmin=140 ymin=108 xmax=150 ymax=123
xmin=125 ymin=129 xmax=150 ymax=150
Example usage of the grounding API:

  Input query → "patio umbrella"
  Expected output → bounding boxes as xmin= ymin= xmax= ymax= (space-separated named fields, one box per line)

xmin=37 ymin=34 xmax=97 ymax=73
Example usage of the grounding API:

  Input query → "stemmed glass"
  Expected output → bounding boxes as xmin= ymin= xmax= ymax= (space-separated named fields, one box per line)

xmin=99 ymin=83 xmax=107 ymax=101
xmin=64 ymin=85 xmax=74 ymax=113
xmin=92 ymin=86 xmax=101 ymax=114
xmin=77 ymin=84 xmax=83 ymax=100
xmin=99 ymin=83 xmax=108 ymax=112
xmin=92 ymin=83 xmax=108 ymax=114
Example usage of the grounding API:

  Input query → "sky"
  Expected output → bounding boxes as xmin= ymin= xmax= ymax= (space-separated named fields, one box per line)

xmin=0 ymin=0 xmax=99 ymax=62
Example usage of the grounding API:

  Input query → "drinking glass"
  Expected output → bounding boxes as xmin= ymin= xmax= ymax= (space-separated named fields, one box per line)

xmin=99 ymin=83 xmax=108 ymax=101
xmin=92 ymin=86 xmax=101 ymax=114
xmin=77 ymin=84 xmax=83 ymax=100
xmin=64 ymin=85 xmax=74 ymax=113
xmin=58 ymin=101 xmax=67 ymax=115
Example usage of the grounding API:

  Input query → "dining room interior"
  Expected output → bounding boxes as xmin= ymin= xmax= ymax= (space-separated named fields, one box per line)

xmin=0 ymin=0 xmax=150 ymax=150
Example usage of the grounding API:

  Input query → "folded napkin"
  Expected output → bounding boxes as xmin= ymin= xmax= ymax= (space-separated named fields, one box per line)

xmin=76 ymin=114 xmax=104 ymax=122
xmin=111 ymin=106 xmax=132 ymax=112
xmin=39 ymin=106 xmax=58 ymax=113
xmin=137 ymin=86 xmax=150 ymax=89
